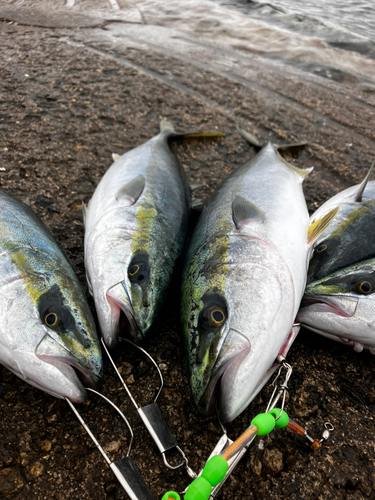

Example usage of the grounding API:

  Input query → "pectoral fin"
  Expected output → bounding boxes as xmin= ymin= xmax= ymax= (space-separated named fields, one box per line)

xmin=115 ymin=175 xmax=145 ymax=205
xmin=232 ymin=196 xmax=265 ymax=229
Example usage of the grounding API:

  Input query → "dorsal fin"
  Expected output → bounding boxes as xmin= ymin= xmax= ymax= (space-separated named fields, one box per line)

xmin=354 ymin=160 xmax=374 ymax=202
xmin=160 ymin=120 xmax=175 ymax=133
xmin=115 ymin=175 xmax=145 ymax=205
xmin=308 ymin=207 xmax=339 ymax=244
xmin=232 ymin=196 xmax=265 ymax=229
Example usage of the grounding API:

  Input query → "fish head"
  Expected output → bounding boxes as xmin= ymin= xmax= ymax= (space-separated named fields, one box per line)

xmin=307 ymin=200 xmax=375 ymax=283
xmin=0 ymin=190 xmax=102 ymax=401
xmin=90 ymin=236 xmax=171 ymax=347
xmin=307 ymin=235 xmax=341 ymax=282
xmin=183 ymin=237 xmax=295 ymax=422
xmin=299 ymin=259 xmax=375 ymax=351
xmin=2 ymin=274 xmax=102 ymax=403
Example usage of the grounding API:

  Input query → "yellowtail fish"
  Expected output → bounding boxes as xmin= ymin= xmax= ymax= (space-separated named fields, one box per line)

xmin=299 ymin=258 xmax=375 ymax=354
xmin=84 ymin=121 xmax=224 ymax=347
xmin=181 ymin=129 xmax=330 ymax=422
xmin=308 ymin=163 xmax=375 ymax=283
xmin=0 ymin=189 xmax=102 ymax=402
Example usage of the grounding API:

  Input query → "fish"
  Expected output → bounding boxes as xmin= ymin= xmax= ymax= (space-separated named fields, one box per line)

xmin=181 ymin=129 xmax=324 ymax=423
xmin=0 ymin=189 xmax=102 ymax=402
xmin=84 ymin=121 xmax=223 ymax=347
xmin=307 ymin=163 xmax=375 ymax=283
xmin=298 ymin=258 xmax=375 ymax=354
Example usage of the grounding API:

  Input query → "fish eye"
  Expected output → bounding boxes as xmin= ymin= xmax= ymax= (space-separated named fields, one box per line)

xmin=316 ymin=244 xmax=328 ymax=254
xmin=128 ymin=260 xmax=149 ymax=284
xmin=45 ymin=312 xmax=58 ymax=327
xmin=198 ymin=294 xmax=228 ymax=334
xmin=358 ymin=281 xmax=372 ymax=294
xmin=129 ymin=264 xmax=140 ymax=277
xmin=210 ymin=308 xmax=226 ymax=327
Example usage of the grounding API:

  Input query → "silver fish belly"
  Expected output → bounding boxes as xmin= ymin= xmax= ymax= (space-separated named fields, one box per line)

xmin=0 ymin=189 xmax=102 ymax=402
xmin=182 ymin=142 xmax=312 ymax=422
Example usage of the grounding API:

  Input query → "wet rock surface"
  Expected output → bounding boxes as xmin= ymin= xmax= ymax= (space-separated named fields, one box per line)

xmin=0 ymin=3 xmax=375 ymax=499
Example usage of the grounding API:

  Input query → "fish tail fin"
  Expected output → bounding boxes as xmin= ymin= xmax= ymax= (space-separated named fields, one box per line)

xmin=237 ymin=126 xmax=307 ymax=158
xmin=160 ymin=120 xmax=225 ymax=139
xmin=277 ymin=142 xmax=307 ymax=159
xmin=354 ymin=160 xmax=375 ymax=202
xmin=308 ymin=207 xmax=340 ymax=244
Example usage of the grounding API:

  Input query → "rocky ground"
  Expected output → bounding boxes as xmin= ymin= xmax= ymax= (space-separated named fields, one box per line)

xmin=0 ymin=2 xmax=375 ymax=499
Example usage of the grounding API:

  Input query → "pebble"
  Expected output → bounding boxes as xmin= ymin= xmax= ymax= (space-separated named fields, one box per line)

xmin=118 ymin=362 xmax=133 ymax=376
xmin=18 ymin=452 xmax=29 ymax=466
xmin=125 ymin=374 xmax=135 ymax=385
xmin=29 ymin=462 xmax=44 ymax=478
xmin=39 ymin=440 xmax=52 ymax=452
xmin=0 ymin=467 xmax=24 ymax=495
xmin=263 ymin=448 xmax=284 ymax=474
xmin=103 ymin=440 xmax=122 ymax=454
xmin=252 ymin=456 xmax=262 ymax=477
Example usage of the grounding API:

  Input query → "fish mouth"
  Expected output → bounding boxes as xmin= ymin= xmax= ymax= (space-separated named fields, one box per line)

xmin=104 ymin=282 xmax=140 ymax=348
xmin=48 ymin=362 xmax=98 ymax=402
xmin=199 ymin=325 xmax=300 ymax=422
xmin=35 ymin=334 xmax=101 ymax=402
xmin=198 ymin=359 xmax=232 ymax=417
xmin=299 ymin=295 xmax=358 ymax=318
xmin=197 ymin=328 xmax=251 ymax=419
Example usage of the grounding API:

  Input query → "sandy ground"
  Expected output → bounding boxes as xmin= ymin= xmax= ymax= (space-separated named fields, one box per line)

xmin=0 ymin=2 xmax=375 ymax=500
